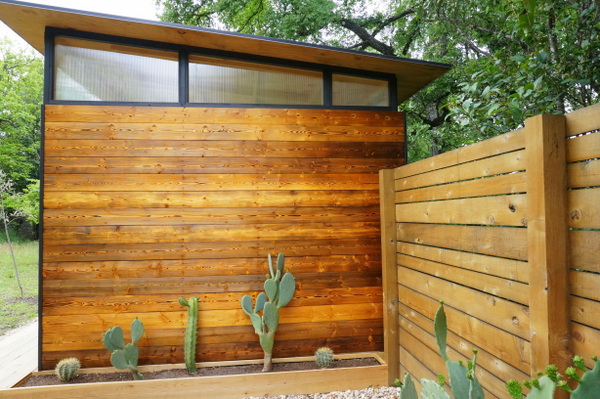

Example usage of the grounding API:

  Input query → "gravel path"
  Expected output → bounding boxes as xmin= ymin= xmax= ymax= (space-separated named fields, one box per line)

xmin=245 ymin=386 xmax=399 ymax=399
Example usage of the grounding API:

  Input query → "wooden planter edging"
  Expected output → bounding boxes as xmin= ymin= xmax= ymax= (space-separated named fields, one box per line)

xmin=4 ymin=352 xmax=387 ymax=398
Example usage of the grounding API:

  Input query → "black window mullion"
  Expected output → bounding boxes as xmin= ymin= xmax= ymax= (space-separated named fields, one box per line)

xmin=179 ymin=51 xmax=189 ymax=106
xmin=323 ymin=70 xmax=332 ymax=107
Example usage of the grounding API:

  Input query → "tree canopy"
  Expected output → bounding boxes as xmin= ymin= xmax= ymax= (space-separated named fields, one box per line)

xmin=157 ymin=0 xmax=599 ymax=161
xmin=0 ymin=39 xmax=43 ymax=191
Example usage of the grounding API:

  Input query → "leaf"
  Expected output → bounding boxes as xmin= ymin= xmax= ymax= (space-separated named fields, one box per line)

xmin=263 ymin=302 xmax=279 ymax=332
xmin=265 ymin=278 xmax=278 ymax=302
xmin=131 ymin=318 xmax=144 ymax=344
xmin=276 ymin=272 xmax=295 ymax=308
xmin=110 ymin=349 xmax=128 ymax=370
xmin=241 ymin=294 xmax=254 ymax=316
xmin=250 ymin=313 xmax=262 ymax=334
xmin=124 ymin=343 xmax=139 ymax=368
xmin=254 ymin=292 xmax=267 ymax=313
xmin=399 ymin=374 xmax=418 ymax=399
xmin=434 ymin=302 xmax=449 ymax=361
xmin=103 ymin=326 xmax=125 ymax=351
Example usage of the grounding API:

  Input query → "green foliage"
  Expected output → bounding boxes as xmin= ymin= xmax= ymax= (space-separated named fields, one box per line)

xmin=54 ymin=358 xmax=80 ymax=382
xmin=506 ymin=357 xmax=600 ymax=398
xmin=102 ymin=318 xmax=145 ymax=380
xmin=158 ymin=0 xmax=598 ymax=161
xmin=240 ymin=253 xmax=296 ymax=372
xmin=179 ymin=296 xmax=199 ymax=374
xmin=314 ymin=346 xmax=334 ymax=368
xmin=0 ymin=39 xmax=43 ymax=192
xmin=398 ymin=301 xmax=484 ymax=399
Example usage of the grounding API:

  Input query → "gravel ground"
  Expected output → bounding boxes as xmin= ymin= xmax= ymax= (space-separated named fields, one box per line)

xmin=245 ymin=386 xmax=400 ymax=399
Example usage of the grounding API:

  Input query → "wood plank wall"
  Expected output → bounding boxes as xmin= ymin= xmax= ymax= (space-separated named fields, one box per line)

xmin=381 ymin=103 xmax=600 ymax=398
xmin=565 ymin=105 xmax=600 ymax=370
xmin=41 ymin=105 xmax=405 ymax=370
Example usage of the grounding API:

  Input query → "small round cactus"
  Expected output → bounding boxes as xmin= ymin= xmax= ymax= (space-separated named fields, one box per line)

xmin=54 ymin=357 xmax=80 ymax=382
xmin=315 ymin=347 xmax=334 ymax=368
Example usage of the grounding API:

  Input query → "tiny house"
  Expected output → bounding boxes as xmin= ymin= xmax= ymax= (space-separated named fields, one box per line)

xmin=0 ymin=0 xmax=450 ymax=370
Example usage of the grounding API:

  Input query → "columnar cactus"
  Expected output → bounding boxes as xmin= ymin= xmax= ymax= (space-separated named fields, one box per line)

xmin=54 ymin=357 xmax=80 ymax=382
xmin=315 ymin=347 xmax=334 ymax=368
xmin=179 ymin=296 xmax=199 ymax=374
xmin=241 ymin=253 xmax=296 ymax=372
xmin=102 ymin=317 xmax=145 ymax=380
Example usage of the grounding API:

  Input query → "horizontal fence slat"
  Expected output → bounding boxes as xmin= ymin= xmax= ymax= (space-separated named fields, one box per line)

xmin=568 ymin=158 xmax=600 ymax=188
xmin=395 ymin=172 xmax=527 ymax=203
xmin=568 ymin=188 xmax=600 ymax=229
xmin=565 ymin=103 xmax=600 ymax=137
xmin=395 ymin=194 xmax=527 ymax=226
xmin=43 ymin=222 xmax=381 ymax=245
xmin=44 ymin=139 xmax=403 ymax=159
xmin=567 ymin=131 xmax=600 ymax=162
xmin=43 ymin=254 xmax=381 ymax=279
xmin=397 ymin=253 xmax=528 ymax=305
xmin=570 ymin=230 xmax=600 ymax=272
xmin=397 ymin=150 xmax=526 ymax=191
xmin=397 ymin=266 xmax=530 ymax=339
xmin=45 ymin=121 xmax=403 ymax=142
xmin=397 ymin=223 xmax=528 ymax=260
xmin=45 ymin=156 xmax=396 ymax=175
xmin=397 ymin=285 xmax=531 ymax=373
xmin=570 ymin=270 xmax=600 ymax=302
xmin=43 ymin=190 xmax=381 ymax=209
xmin=394 ymin=129 xmax=525 ymax=179
xmin=44 ymin=173 xmax=379 ymax=192
xmin=43 ymin=239 xmax=381 ymax=262
xmin=571 ymin=296 xmax=600 ymax=330
xmin=43 ymin=206 xmax=380 ymax=227
xmin=398 ymin=242 xmax=529 ymax=283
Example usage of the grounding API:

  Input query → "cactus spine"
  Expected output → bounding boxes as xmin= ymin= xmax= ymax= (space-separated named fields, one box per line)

xmin=179 ymin=296 xmax=199 ymax=374
xmin=315 ymin=347 xmax=334 ymax=368
xmin=241 ymin=253 xmax=295 ymax=372
xmin=102 ymin=317 xmax=145 ymax=380
xmin=54 ymin=357 xmax=80 ymax=382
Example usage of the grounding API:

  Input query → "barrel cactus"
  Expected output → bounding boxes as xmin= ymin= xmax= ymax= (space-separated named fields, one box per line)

xmin=315 ymin=347 xmax=334 ymax=368
xmin=179 ymin=296 xmax=199 ymax=374
xmin=241 ymin=253 xmax=295 ymax=372
xmin=54 ymin=357 xmax=80 ymax=382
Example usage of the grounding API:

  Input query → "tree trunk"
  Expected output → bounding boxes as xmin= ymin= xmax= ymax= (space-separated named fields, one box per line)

xmin=262 ymin=351 xmax=273 ymax=372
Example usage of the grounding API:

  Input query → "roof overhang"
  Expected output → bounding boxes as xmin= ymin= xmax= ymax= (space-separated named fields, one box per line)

xmin=0 ymin=0 xmax=451 ymax=104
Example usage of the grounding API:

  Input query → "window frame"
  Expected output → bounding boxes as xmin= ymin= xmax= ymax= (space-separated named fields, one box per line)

xmin=44 ymin=27 xmax=398 ymax=110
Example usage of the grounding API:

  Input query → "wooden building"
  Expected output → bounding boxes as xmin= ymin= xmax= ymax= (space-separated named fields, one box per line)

xmin=0 ymin=0 xmax=450 ymax=370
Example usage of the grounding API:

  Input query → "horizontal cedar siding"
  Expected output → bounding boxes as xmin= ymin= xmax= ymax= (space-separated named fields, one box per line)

xmin=41 ymin=105 xmax=405 ymax=369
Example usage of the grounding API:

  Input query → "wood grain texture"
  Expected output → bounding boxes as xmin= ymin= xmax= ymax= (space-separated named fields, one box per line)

xmin=525 ymin=114 xmax=571 ymax=375
xmin=41 ymin=105 xmax=405 ymax=368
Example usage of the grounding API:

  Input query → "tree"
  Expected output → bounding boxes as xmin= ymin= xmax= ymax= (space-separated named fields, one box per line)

xmin=0 ymin=39 xmax=44 ymax=191
xmin=157 ymin=0 xmax=599 ymax=160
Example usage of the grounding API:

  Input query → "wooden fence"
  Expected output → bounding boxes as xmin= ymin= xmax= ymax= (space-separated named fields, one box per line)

xmin=380 ymin=103 xmax=600 ymax=398
xmin=41 ymin=105 xmax=404 ymax=369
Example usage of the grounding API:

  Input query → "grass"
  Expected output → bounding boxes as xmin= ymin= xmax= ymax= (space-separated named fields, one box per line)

xmin=0 ymin=238 xmax=39 ymax=336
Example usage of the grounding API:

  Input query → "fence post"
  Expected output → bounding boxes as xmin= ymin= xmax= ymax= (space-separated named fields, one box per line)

xmin=525 ymin=114 xmax=571 ymax=379
xmin=379 ymin=168 xmax=399 ymax=385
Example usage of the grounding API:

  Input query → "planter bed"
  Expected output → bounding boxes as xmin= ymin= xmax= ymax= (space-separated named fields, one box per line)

xmin=3 ymin=352 xmax=387 ymax=398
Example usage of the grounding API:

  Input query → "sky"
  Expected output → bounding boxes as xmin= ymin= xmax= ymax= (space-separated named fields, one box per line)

xmin=0 ymin=0 xmax=161 ymax=50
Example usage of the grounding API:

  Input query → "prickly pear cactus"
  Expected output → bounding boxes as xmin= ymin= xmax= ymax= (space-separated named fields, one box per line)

xmin=179 ymin=296 xmax=199 ymax=374
xmin=315 ymin=347 xmax=334 ymax=368
xmin=434 ymin=301 xmax=484 ymax=399
xmin=421 ymin=379 xmax=452 ymax=399
xmin=102 ymin=317 xmax=145 ymax=380
xmin=241 ymin=253 xmax=295 ymax=372
xmin=398 ymin=373 xmax=418 ymax=399
xmin=54 ymin=357 xmax=80 ymax=382
xmin=570 ymin=356 xmax=600 ymax=398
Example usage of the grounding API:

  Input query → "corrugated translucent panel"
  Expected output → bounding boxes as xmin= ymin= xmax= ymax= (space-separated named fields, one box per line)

xmin=189 ymin=55 xmax=323 ymax=105
xmin=332 ymin=74 xmax=389 ymax=107
xmin=54 ymin=37 xmax=179 ymax=102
